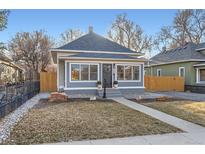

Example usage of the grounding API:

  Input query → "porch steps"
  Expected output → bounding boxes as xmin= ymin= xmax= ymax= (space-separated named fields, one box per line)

xmin=97 ymin=88 xmax=122 ymax=98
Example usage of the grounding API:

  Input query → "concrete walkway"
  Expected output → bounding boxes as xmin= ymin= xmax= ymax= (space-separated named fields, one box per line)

xmin=57 ymin=97 xmax=205 ymax=145
xmin=54 ymin=132 xmax=205 ymax=145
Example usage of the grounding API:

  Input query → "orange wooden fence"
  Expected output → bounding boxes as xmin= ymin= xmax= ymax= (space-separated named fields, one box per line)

xmin=40 ymin=72 xmax=57 ymax=92
xmin=144 ymin=76 xmax=184 ymax=92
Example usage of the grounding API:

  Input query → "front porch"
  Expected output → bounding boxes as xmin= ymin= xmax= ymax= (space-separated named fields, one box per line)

xmin=57 ymin=58 xmax=145 ymax=98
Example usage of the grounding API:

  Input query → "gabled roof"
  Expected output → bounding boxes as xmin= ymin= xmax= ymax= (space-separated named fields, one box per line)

xmin=60 ymin=52 xmax=146 ymax=61
xmin=55 ymin=31 xmax=138 ymax=54
xmin=148 ymin=42 xmax=205 ymax=66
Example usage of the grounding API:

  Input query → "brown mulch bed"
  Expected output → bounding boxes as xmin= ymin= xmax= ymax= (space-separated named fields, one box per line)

xmin=4 ymin=99 xmax=181 ymax=144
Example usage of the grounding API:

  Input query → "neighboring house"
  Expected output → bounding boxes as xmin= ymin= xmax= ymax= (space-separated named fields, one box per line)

xmin=0 ymin=50 xmax=24 ymax=85
xmin=51 ymin=27 xmax=145 ymax=97
xmin=145 ymin=42 xmax=205 ymax=93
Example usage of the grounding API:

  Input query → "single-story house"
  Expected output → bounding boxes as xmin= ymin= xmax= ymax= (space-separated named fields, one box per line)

xmin=145 ymin=42 xmax=205 ymax=93
xmin=51 ymin=27 xmax=146 ymax=97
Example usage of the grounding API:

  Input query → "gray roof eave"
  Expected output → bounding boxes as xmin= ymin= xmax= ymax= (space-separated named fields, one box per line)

xmin=145 ymin=59 xmax=205 ymax=67
xmin=59 ymin=56 xmax=146 ymax=62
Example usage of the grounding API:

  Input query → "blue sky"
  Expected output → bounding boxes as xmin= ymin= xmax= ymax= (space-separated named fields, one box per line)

xmin=1 ymin=9 xmax=177 ymax=50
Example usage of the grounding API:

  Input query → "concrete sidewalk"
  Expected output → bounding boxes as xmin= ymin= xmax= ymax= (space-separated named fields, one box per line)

xmin=53 ymin=132 xmax=205 ymax=145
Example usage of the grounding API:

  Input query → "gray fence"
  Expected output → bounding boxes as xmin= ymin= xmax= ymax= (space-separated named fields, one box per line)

xmin=0 ymin=81 xmax=40 ymax=119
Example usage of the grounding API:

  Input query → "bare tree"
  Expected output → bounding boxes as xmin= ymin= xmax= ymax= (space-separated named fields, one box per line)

xmin=9 ymin=30 xmax=54 ymax=80
xmin=108 ymin=14 xmax=152 ymax=53
xmin=0 ymin=10 xmax=10 ymax=51
xmin=60 ymin=29 xmax=84 ymax=45
xmin=155 ymin=10 xmax=205 ymax=51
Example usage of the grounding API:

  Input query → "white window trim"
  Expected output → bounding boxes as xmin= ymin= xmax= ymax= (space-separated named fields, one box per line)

xmin=69 ymin=62 xmax=99 ymax=83
xmin=196 ymin=67 xmax=205 ymax=84
xmin=157 ymin=69 xmax=162 ymax=77
xmin=116 ymin=64 xmax=141 ymax=82
xmin=179 ymin=67 xmax=185 ymax=78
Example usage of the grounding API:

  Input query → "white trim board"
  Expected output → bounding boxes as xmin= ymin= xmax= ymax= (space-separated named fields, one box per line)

xmin=51 ymin=48 xmax=143 ymax=56
xmin=64 ymin=86 xmax=145 ymax=90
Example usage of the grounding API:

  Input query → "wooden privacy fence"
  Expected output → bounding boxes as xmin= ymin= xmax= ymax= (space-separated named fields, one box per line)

xmin=144 ymin=76 xmax=184 ymax=92
xmin=40 ymin=72 xmax=57 ymax=92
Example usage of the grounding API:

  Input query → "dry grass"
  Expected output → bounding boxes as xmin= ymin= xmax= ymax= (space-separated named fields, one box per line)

xmin=4 ymin=99 xmax=181 ymax=144
xmin=143 ymin=100 xmax=205 ymax=127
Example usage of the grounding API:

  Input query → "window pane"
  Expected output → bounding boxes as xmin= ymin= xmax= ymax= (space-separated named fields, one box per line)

xmin=117 ymin=65 xmax=124 ymax=80
xmin=90 ymin=65 xmax=98 ymax=80
xmin=133 ymin=66 xmax=140 ymax=80
xmin=200 ymin=69 xmax=205 ymax=81
xmin=157 ymin=70 xmax=161 ymax=76
xmin=125 ymin=65 xmax=132 ymax=80
xmin=71 ymin=64 xmax=80 ymax=81
xmin=81 ymin=64 xmax=89 ymax=80
xmin=180 ymin=68 xmax=185 ymax=77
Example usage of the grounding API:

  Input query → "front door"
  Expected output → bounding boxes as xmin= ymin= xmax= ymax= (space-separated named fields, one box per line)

xmin=102 ymin=64 xmax=112 ymax=88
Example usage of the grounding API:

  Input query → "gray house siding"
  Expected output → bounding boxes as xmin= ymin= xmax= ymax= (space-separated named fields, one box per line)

xmin=59 ymin=59 xmax=65 ymax=87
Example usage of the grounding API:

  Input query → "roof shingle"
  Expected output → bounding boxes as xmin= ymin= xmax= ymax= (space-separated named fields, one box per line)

xmin=56 ymin=32 xmax=137 ymax=54
xmin=149 ymin=42 xmax=205 ymax=66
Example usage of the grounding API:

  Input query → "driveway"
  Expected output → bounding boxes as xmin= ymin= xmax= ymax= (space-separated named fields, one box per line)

xmin=156 ymin=92 xmax=205 ymax=101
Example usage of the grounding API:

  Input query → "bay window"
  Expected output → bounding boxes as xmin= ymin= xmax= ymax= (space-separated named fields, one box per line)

xmin=71 ymin=63 xmax=98 ymax=81
xmin=117 ymin=65 xmax=140 ymax=81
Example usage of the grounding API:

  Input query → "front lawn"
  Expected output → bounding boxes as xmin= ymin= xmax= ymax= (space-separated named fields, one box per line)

xmin=142 ymin=100 xmax=205 ymax=127
xmin=5 ymin=99 xmax=181 ymax=144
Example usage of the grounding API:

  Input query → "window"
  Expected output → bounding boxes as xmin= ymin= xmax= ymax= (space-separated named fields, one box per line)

xmin=125 ymin=66 xmax=132 ymax=80
xmin=200 ymin=69 xmax=205 ymax=82
xmin=71 ymin=64 xmax=80 ymax=81
xmin=117 ymin=65 xmax=124 ymax=80
xmin=179 ymin=67 xmax=185 ymax=77
xmin=117 ymin=65 xmax=140 ymax=81
xmin=90 ymin=65 xmax=98 ymax=80
xmin=71 ymin=64 xmax=98 ymax=81
xmin=157 ymin=69 xmax=161 ymax=76
xmin=133 ymin=66 xmax=140 ymax=80
xmin=81 ymin=64 xmax=89 ymax=80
